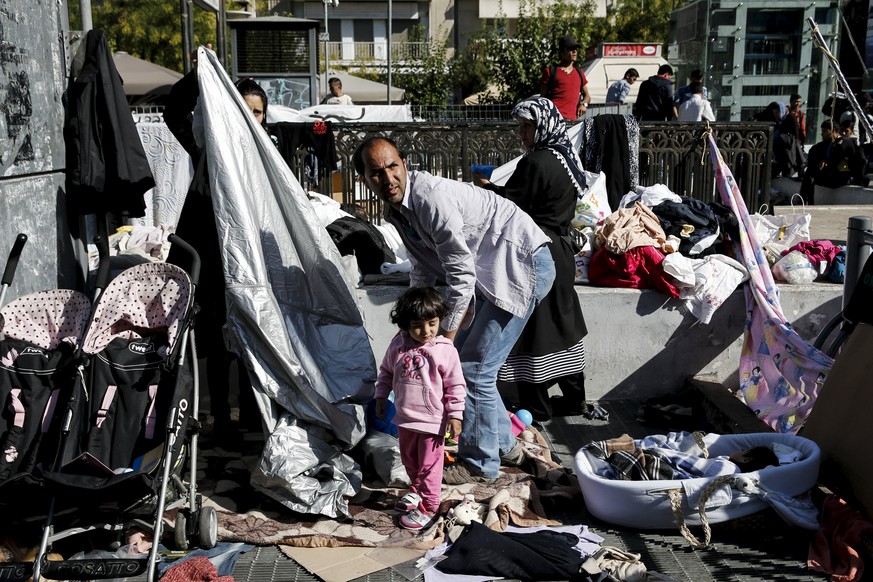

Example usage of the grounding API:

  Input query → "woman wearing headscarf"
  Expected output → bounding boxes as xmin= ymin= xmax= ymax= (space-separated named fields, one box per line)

xmin=476 ymin=97 xmax=590 ymax=422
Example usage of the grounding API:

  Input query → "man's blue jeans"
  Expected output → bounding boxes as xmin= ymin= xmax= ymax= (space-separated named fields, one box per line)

xmin=455 ymin=246 xmax=555 ymax=478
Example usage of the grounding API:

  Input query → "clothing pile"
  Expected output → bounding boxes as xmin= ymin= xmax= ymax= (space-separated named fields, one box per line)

xmin=582 ymin=184 xmax=748 ymax=324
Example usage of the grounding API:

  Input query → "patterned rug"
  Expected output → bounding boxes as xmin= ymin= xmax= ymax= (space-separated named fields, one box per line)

xmin=165 ymin=426 xmax=579 ymax=549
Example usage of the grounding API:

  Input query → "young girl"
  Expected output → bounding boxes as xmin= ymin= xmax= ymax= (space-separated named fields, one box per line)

xmin=375 ymin=287 xmax=466 ymax=530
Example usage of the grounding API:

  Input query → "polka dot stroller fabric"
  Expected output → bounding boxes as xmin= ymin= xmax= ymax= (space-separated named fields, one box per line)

xmin=0 ymin=289 xmax=91 ymax=483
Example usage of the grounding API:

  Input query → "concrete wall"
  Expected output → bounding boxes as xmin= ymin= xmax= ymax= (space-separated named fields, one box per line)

xmin=356 ymin=283 xmax=843 ymax=401
xmin=0 ymin=2 xmax=76 ymax=300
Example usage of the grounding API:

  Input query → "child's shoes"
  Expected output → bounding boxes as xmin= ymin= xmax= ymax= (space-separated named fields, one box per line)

xmin=399 ymin=505 xmax=436 ymax=530
xmin=394 ymin=490 xmax=422 ymax=513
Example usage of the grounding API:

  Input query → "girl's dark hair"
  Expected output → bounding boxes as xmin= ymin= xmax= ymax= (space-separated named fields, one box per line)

xmin=390 ymin=287 xmax=448 ymax=331
xmin=235 ymin=77 xmax=269 ymax=129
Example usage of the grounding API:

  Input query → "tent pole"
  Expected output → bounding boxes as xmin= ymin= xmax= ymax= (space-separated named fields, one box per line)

xmin=387 ymin=0 xmax=392 ymax=105
xmin=181 ymin=0 xmax=193 ymax=73
xmin=79 ymin=0 xmax=92 ymax=31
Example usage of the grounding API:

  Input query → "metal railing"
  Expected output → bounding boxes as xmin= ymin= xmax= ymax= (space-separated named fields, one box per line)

xmin=409 ymin=103 xmax=632 ymax=122
xmin=326 ymin=41 xmax=431 ymax=64
xmin=306 ymin=121 xmax=773 ymax=221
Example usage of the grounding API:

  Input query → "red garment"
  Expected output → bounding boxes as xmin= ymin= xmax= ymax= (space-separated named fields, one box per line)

xmin=784 ymin=240 xmax=840 ymax=272
xmin=541 ymin=66 xmax=587 ymax=120
xmin=792 ymin=108 xmax=807 ymax=145
xmin=160 ymin=556 xmax=234 ymax=582
xmin=587 ymin=246 xmax=681 ymax=298
xmin=808 ymin=496 xmax=873 ymax=581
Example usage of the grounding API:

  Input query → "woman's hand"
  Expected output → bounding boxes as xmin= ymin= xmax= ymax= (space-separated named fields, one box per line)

xmin=472 ymin=173 xmax=491 ymax=188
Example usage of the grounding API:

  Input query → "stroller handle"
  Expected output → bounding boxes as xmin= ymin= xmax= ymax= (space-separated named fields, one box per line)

xmin=93 ymin=235 xmax=112 ymax=293
xmin=168 ymin=234 xmax=201 ymax=286
xmin=1 ymin=233 xmax=28 ymax=287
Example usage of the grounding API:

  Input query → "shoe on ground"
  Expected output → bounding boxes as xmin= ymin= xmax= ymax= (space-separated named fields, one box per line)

xmin=399 ymin=505 xmax=437 ymax=530
xmin=443 ymin=459 xmax=497 ymax=485
xmin=499 ymin=442 xmax=525 ymax=467
xmin=394 ymin=490 xmax=423 ymax=512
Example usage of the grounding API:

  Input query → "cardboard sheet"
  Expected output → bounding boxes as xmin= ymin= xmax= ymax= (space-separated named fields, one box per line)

xmin=800 ymin=322 xmax=873 ymax=520
xmin=280 ymin=545 xmax=425 ymax=582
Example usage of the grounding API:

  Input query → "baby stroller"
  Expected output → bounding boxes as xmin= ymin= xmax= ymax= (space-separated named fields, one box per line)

xmin=0 ymin=235 xmax=92 ymax=487
xmin=6 ymin=234 xmax=212 ymax=582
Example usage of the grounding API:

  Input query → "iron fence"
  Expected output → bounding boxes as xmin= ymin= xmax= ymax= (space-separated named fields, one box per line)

xmin=312 ymin=121 xmax=773 ymax=221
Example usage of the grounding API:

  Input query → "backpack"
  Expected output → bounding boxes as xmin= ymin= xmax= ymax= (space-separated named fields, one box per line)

xmin=543 ymin=65 xmax=584 ymax=98
xmin=326 ymin=216 xmax=397 ymax=276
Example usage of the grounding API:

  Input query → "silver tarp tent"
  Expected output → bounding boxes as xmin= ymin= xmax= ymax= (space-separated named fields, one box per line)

xmin=194 ymin=48 xmax=375 ymax=518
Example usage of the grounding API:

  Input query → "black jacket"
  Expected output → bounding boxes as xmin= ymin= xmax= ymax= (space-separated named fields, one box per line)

xmin=633 ymin=75 xmax=676 ymax=122
xmin=64 ymin=29 xmax=154 ymax=217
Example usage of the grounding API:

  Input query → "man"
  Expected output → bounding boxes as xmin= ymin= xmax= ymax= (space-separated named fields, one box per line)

xmin=677 ymin=81 xmax=715 ymax=122
xmin=605 ymin=68 xmax=639 ymax=105
xmin=633 ymin=64 xmax=676 ymax=121
xmin=354 ymin=136 xmax=555 ymax=484
xmin=674 ymin=69 xmax=708 ymax=106
xmin=788 ymin=94 xmax=806 ymax=146
xmin=321 ymin=77 xmax=354 ymax=105
xmin=540 ymin=35 xmax=591 ymax=120
xmin=800 ymin=119 xmax=834 ymax=202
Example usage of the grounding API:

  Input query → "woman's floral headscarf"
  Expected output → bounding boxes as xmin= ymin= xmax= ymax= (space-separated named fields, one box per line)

xmin=511 ymin=97 xmax=587 ymax=196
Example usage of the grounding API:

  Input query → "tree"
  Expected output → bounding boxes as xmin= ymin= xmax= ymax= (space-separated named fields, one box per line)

xmin=68 ymin=1 xmax=217 ymax=71
xmin=469 ymin=0 xmax=598 ymax=105
xmin=608 ymin=0 xmax=673 ymax=44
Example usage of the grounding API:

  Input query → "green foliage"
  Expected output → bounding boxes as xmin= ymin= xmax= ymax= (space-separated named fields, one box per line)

xmin=390 ymin=27 xmax=452 ymax=106
xmin=69 ymin=0 xmax=216 ymax=72
xmin=449 ymin=36 xmax=491 ymax=101
xmin=464 ymin=0 xmax=597 ymax=104
xmin=608 ymin=0 xmax=673 ymax=43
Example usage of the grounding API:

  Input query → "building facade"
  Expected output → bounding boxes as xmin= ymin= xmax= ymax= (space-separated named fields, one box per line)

xmin=668 ymin=0 xmax=840 ymax=129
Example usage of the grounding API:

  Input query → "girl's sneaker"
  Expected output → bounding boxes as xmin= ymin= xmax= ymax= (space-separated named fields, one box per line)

xmin=394 ymin=490 xmax=422 ymax=513
xmin=399 ymin=506 xmax=436 ymax=530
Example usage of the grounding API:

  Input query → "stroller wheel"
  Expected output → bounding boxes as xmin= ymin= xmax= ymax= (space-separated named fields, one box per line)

xmin=174 ymin=510 xmax=190 ymax=550
xmin=198 ymin=506 xmax=218 ymax=549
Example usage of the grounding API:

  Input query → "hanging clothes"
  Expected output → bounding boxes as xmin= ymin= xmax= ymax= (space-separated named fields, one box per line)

xmin=578 ymin=114 xmax=640 ymax=210
xmin=64 ymin=29 xmax=154 ymax=218
xmin=271 ymin=121 xmax=339 ymax=187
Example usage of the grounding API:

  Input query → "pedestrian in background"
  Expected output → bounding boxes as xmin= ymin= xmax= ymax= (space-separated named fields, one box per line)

xmin=321 ymin=77 xmax=354 ymax=105
xmin=540 ymin=35 xmax=591 ymax=120
xmin=677 ymin=81 xmax=715 ymax=122
xmin=606 ymin=68 xmax=639 ymax=105
xmin=633 ymin=64 xmax=676 ymax=121
xmin=674 ymin=69 xmax=708 ymax=106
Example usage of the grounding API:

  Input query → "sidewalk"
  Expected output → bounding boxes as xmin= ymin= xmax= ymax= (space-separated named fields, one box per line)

xmin=225 ymin=397 xmax=826 ymax=582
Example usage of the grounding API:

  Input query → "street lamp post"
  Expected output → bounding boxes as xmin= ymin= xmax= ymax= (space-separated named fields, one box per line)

xmin=321 ymin=0 xmax=339 ymax=99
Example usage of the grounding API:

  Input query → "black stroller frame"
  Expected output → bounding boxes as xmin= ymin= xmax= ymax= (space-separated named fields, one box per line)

xmin=0 ymin=233 xmax=214 ymax=582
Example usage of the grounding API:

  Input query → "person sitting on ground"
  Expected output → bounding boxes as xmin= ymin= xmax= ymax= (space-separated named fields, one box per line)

xmin=375 ymin=287 xmax=466 ymax=530
xmin=814 ymin=116 xmax=868 ymax=189
xmin=605 ymin=68 xmax=639 ymax=105
xmin=800 ymin=119 xmax=836 ymax=203
xmin=321 ymin=77 xmax=354 ymax=105
xmin=677 ymin=81 xmax=715 ymax=122
xmin=354 ymin=136 xmax=555 ymax=485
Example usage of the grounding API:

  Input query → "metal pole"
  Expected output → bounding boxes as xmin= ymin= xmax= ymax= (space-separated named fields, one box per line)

xmin=217 ymin=0 xmax=228 ymax=68
xmin=844 ymin=216 xmax=873 ymax=310
xmin=79 ymin=0 xmax=93 ymax=31
xmin=323 ymin=0 xmax=329 ymax=98
xmin=807 ymin=17 xmax=873 ymax=138
xmin=181 ymin=0 xmax=193 ymax=73
xmin=387 ymin=0 xmax=392 ymax=105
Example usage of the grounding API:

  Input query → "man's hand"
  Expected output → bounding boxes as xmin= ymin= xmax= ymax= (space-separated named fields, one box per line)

xmin=447 ymin=418 xmax=462 ymax=441
xmin=472 ymin=173 xmax=491 ymax=187
xmin=374 ymin=397 xmax=388 ymax=419
xmin=440 ymin=327 xmax=458 ymax=341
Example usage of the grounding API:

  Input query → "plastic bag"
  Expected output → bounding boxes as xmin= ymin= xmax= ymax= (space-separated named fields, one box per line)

xmin=749 ymin=197 xmax=811 ymax=263
xmin=574 ymin=228 xmax=595 ymax=284
xmin=572 ymin=171 xmax=611 ymax=229
xmin=772 ymin=250 xmax=817 ymax=284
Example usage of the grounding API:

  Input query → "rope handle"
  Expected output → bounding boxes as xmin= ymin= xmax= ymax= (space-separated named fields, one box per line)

xmin=790 ymin=192 xmax=807 ymax=215
xmin=669 ymin=473 xmax=736 ymax=549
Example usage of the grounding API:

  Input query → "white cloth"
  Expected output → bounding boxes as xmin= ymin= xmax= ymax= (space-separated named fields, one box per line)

xmin=321 ymin=93 xmax=354 ymax=105
xmin=133 ymin=122 xmax=194 ymax=227
xmin=663 ymin=253 xmax=749 ymax=324
xmin=619 ymin=183 xmax=682 ymax=209
xmin=677 ymin=94 xmax=715 ymax=122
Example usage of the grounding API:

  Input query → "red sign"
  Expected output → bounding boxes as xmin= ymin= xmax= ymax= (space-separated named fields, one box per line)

xmin=599 ymin=44 xmax=661 ymax=58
